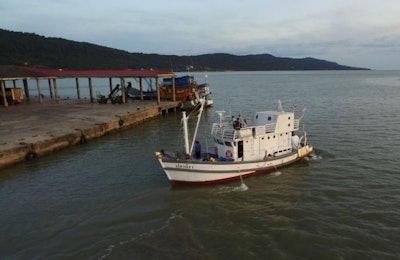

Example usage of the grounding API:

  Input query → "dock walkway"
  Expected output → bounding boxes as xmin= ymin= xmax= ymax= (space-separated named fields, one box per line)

xmin=0 ymin=100 xmax=179 ymax=169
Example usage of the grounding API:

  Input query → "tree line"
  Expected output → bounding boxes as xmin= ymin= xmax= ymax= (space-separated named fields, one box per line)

xmin=0 ymin=29 xmax=368 ymax=71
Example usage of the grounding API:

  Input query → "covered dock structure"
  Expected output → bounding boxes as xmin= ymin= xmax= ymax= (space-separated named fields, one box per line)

xmin=0 ymin=65 xmax=182 ymax=169
xmin=0 ymin=65 xmax=178 ymax=107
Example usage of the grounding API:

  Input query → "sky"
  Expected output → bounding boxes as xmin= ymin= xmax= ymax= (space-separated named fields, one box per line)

xmin=1 ymin=0 xmax=400 ymax=70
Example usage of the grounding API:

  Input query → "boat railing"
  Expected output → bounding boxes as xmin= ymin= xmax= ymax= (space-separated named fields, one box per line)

xmin=294 ymin=119 xmax=300 ymax=131
xmin=211 ymin=123 xmax=236 ymax=140
xmin=213 ymin=120 xmax=300 ymax=139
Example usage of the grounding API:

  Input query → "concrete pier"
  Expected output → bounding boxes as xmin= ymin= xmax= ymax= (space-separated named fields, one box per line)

xmin=0 ymin=100 xmax=179 ymax=170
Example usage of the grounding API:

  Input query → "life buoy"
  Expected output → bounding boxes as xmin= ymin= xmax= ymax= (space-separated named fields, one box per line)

xmin=225 ymin=150 xmax=233 ymax=158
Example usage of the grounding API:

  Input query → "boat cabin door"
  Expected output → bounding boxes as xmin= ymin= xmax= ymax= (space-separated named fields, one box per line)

xmin=238 ymin=141 xmax=243 ymax=158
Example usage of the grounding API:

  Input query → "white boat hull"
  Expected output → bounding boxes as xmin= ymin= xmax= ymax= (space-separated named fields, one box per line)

xmin=156 ymin=146 xmax=313 ymax=185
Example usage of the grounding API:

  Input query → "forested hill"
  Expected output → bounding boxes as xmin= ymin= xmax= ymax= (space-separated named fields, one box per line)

xmin=0 ymin=29 xmax=368 ymax=71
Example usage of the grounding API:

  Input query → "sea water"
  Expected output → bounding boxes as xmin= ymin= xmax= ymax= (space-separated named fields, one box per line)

xmin=1 ymin=71 xmax=400 ymax=259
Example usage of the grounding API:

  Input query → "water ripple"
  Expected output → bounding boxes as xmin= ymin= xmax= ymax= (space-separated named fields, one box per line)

xmin=98 ymin=209 xmax=184 ymax=260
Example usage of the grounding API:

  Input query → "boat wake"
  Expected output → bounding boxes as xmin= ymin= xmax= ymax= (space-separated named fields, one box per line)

xmin=236 ymin=182 xmax=249 ymax=191
xmin=307 ymin=152 xmax=323 ymax=161
xmin=269 ymin=171 xmax=282 ymax=177
xmin=216 ymin=182 xmax=249 ymax=193
xmin=98 ymin=209 xmax=184 ymax=260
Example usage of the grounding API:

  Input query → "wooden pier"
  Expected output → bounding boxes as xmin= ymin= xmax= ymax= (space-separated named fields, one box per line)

xmin=0 ymin=100 xmax=180 ymax=169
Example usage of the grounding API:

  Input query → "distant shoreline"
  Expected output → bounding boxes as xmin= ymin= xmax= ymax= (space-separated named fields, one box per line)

xmin=0 ymin=29 xmax=369 ymax=71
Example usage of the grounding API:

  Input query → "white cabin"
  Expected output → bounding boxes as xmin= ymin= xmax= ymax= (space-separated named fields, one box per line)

xmin=211 ymin=111 xmax=300 ymax=161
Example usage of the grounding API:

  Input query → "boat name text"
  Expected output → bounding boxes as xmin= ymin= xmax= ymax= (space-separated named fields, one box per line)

xmin=175 ymin=163 xmax=194 ymax=169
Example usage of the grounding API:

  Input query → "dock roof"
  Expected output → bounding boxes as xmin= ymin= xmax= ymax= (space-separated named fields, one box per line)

xmin=0 ymin=65 xmax=175 ymax=80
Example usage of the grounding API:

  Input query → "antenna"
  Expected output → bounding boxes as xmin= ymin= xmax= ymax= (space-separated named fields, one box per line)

xmin=277 ymin=100 xmax=284 ymax=112
xmin=215 ymin=111 xmax=225 ymax=125
xmin=298 ymin=107 xmax=307 ymax=123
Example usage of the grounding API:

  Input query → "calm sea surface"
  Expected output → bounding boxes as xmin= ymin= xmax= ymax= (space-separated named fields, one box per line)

xmin=1 ymin=71 xmax=400 ymax=259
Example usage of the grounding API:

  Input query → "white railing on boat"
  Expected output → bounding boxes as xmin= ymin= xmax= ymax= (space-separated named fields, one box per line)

xmin=212 ymin=119 xmax=300 ymax=140
xmin=211 ymin=123 xmax=236 ymax=139
xmin=294 ymin=119 xmax=299 ymax=131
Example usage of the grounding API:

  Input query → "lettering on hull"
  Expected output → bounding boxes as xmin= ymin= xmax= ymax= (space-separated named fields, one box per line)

xmin=175 ymin=163 xmax=194 ymax=169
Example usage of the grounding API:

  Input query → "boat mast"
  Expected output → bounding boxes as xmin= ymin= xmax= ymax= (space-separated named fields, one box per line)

xmin=182 ymin=111 xmax=190 ymax=155
xmin=189 ymin=99 xmax=205 ymax=154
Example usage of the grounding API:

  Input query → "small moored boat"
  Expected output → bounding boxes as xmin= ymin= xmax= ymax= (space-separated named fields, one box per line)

xmin=197 ymin=82 xmax=213 ymax=108
xmin=155 ymin=100 xmax=313 ymax=185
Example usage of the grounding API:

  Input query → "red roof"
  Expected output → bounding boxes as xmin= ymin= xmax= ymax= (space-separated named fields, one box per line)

xmin=0 ymin=65 xmax=175 ymax=79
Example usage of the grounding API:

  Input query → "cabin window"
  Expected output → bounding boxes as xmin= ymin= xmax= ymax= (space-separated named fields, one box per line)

xmin=225 ymin=141 xmax=232 ymax=147
xmin=288 ymin=123 xmax=291 ymax=127
xmin=256 ymin=115 xmax=259 ymax=119
xmin=268 ymin=116 xmax=272 ymax=121
xmin=268 ymin=136 xmax=270 ymax=140
xmin=288 ymin=116 xmax=291 ymax=120
xmin=217 ymin=139 xmax=223 ymax=144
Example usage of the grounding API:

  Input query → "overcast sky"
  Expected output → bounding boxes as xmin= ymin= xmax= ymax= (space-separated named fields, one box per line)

xmin=1 ymin=0 xmax=400 ymax=70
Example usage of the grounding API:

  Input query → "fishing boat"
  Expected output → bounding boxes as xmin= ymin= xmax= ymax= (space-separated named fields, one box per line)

xmin=198 ymin=82 xmax=213 ymax=108
xmin=127 ymin=80 xmax=157 ymax=100
xmin=155 ymin=100 xmax=314 ymax=185
xmin=161 ymin=75 xmax=214 ymax=110
xmin=160 ymin=75 xmax=197 ymax=101
xmin=127 ymin=87 xmax=157 ymax=100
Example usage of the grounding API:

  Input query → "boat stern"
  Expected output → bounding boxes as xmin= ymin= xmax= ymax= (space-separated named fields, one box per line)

xmin=297 ymin=145 xmax=313 ymax=158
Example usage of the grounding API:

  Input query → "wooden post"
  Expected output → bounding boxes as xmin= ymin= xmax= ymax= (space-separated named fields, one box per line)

xmin=109 ymin=78 xmax=113 ymax=93
xmin=172 ymin=77 xmax=176 ymax=102
xmin=156 ymin=77 xmax=160 ymax=105
xmin=52 ymin=78 xmax=59 ymax=102
xmin=139 ymin=78 xmax=143 ymax=101
xmin=23 ymin=79 xmax=30 ymax=102
xmin=75 ymin=78 xmax=81 ymax=100
xmin=48 ymin=79 xmax=54 ymax=99
xmin=12 ymin=80 xmax=16 ymax=88
xmin=1 ymin=80 xmax=8 ymax=107
xmin=120 ymin=78 xmax=126 ymax=104
xmin=88 ymin=77 xmax=94 ymax=103
xmin=36 ymin=78 xmax=43 ymax=104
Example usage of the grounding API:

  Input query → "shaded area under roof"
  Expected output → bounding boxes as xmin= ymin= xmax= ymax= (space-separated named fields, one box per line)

xmin=0 ymin=65 xmax=181 ymax=107
xmin=0 ymin=65 xmax=175 ymax=80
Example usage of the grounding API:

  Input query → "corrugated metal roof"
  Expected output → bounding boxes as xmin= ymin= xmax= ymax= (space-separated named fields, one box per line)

xmin=0 ymin=65 xmax=175 ymax=80
xmin=0 ymin=65 xmax=49 ymax=78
